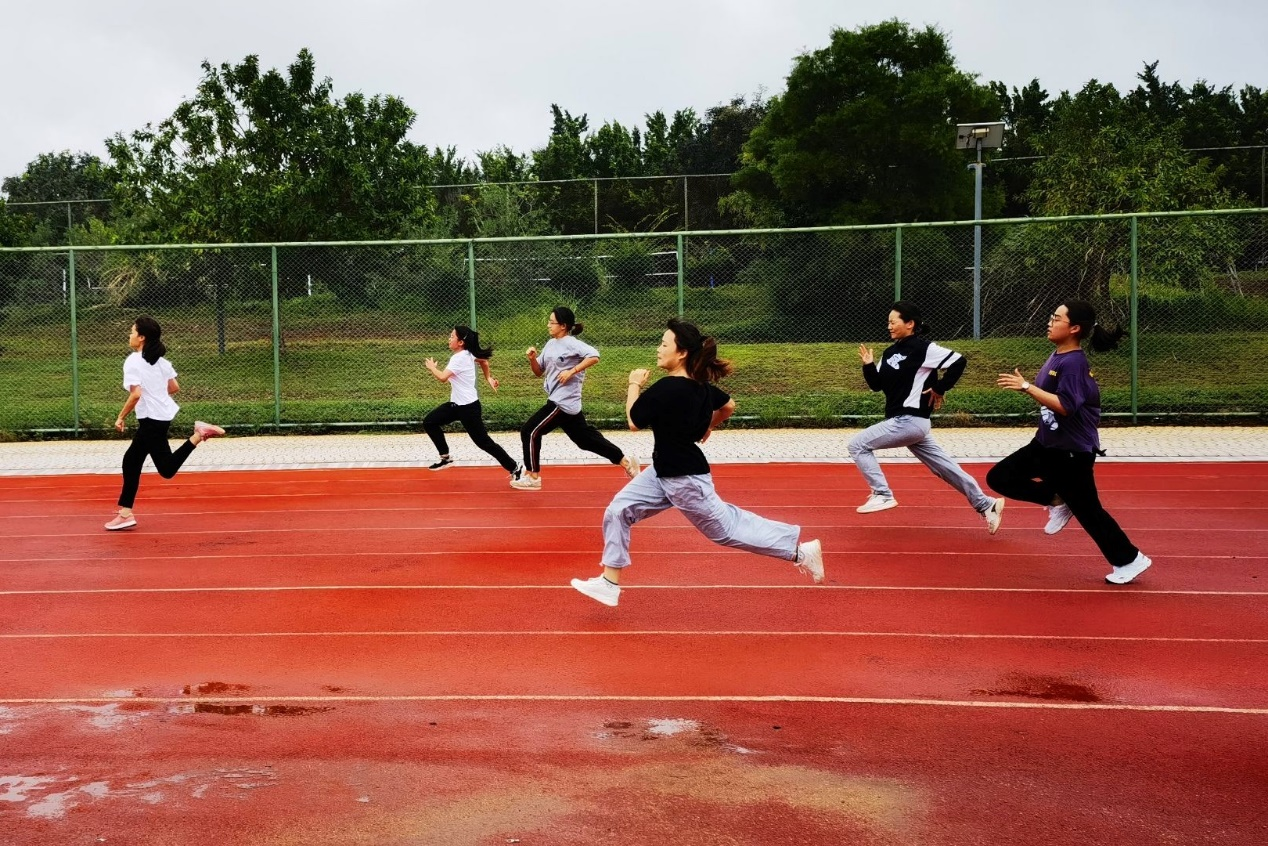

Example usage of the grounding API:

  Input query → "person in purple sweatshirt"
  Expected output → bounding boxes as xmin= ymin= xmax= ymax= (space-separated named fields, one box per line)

xmin=987 ymin=300 xmax=1152 ymax=585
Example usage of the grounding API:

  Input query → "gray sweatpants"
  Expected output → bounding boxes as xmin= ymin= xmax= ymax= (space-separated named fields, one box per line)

xmin=602 ymin=466 xmax=801 ymax=568
xmin=848 ymin=415 xmax=994 ymax=512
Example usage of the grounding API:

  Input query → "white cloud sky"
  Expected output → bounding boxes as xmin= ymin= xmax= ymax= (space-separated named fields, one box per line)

xmin=2 ymin=0 xmax=1264 ymax=187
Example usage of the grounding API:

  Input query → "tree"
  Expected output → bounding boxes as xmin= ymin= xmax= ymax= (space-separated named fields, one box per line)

xmin=730 ymin=20 xmax=999 ymax=226
xmin=105 ymin=49 xmax=439 ymax=245
xmin=532 ymin=105 xmax=594 ymax=233
xmin=1027 ymin=82 xmax=1235 ymax=218
xmin=991 ymin=79 xmax=1053 ymax=217
xmin=1 ymin=152 xmax=114 ymax=245
xmin=682 ymin=96 xmax=765 ymax=175
xmin=986 ymin=80 xmax=1241 ymax=319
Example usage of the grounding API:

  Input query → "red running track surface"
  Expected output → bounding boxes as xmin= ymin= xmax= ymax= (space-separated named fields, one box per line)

xmin=1 ymin=461 xmax=1266 ymax=845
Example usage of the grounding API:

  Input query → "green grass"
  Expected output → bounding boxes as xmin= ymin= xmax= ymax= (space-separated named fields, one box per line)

xmin=3 ymin=308 xmax=1267 ymax=439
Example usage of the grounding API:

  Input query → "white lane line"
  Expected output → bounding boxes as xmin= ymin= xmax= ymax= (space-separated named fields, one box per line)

xmin=4 ymin=524 xmax=1265 ymax=538
xmin=1 ymin=694 xmax=1266 ymax=715
xmin=1 ymin=631 xmax=1266 ymax=643
xmin=5 ymin=503 xmax=1267 ymax=517
xmin=1 ymin=584 xmax=1266 ymax=596
xmin=3 ymin=550 xmax=1265 ymax=564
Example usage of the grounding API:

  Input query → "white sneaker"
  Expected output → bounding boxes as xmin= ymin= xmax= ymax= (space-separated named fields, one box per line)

xmin=511 ymin=475 xmax=542 ymax=490
xmin=622 ymin=455 xmax=641 ymax=480
xmin=982 ymin=498 xmax=1005 ymax=535
xmin=857 ymin=494 xmax=897 ymax=514
xmin=193 ymin=421 xmax=225 ymax=440
xmin=794 ymin=539 xmax=825 ymax=583
xmin=1106 ymin=552 xmax=1152 ymax=585
xmin=571 ymin=575 xmax=620 ymax=607
xmin=1044 ymin=503 xmax=1073 ymax=535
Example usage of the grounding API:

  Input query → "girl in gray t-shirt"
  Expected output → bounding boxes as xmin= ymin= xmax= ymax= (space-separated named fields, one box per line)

xmin=511 ymin=306 xmax=640 ymax=490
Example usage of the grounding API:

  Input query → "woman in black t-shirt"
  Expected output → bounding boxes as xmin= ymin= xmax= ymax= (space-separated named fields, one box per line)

xmin=570 ymin=319 xmax=825 ymax=607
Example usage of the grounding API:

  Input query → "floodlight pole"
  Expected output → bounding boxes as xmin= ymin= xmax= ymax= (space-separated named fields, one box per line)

xmin=971 ymin=139 xmax=983 ymax=340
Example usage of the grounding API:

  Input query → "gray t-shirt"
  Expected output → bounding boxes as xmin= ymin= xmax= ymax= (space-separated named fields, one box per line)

xmin=539 ymin=335 xmax=600 ymax=414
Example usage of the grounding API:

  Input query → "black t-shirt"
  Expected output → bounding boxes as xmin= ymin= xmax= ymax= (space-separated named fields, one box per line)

xmin=629 ymin=376 xmax=730 ymax=477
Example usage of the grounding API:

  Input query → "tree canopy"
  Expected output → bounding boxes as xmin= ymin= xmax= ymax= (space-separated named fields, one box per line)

xmin=730 ymin=20 xmax=999 ymax=226
xmin=1 ymin=28 xmax=1262 ymax=250
xmin=104 ymin=49 xmax=443 ymax=243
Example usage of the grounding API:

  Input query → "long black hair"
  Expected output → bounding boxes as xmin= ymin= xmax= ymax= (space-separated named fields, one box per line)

xmin=454 ymin=325 xmax=493 ymax=359
xmin=552 ymin=306 xmax=584 ymax=336
xmin=667 ymin=318 xmax=732 ymax=384
xmin=891 ymin=301 xmax=930 ymax=335
xmin=1060 ymin=299 xmax=1126 ymax=352
xmin=134 ymin=315 xmax=167 ymax=365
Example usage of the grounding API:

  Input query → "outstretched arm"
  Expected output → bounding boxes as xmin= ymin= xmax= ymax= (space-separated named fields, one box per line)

xmin=526 ymin=347 xmax=544 ymax=377
xmin=425 ymin=357 xmax=453 ymax=383
xmin=701 ymin=398 xmax=735 ymax=443
xmin=477 ymin=358 xmax=499 ymax=391
xmin=625 ymin=368 xmax=650 ymax=431
xmin=116 ymin=386 xmax=142 ymax=432
xmin=997 ymin=368 xmax=1067 ymax=415
xmin=558 ymin=356 xmax=599 ymax=385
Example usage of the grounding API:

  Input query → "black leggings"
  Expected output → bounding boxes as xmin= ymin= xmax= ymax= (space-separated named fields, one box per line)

xmin=117 ymin=418 xmax=196 ymax=508
xmin=986 ymin=438 xmax=1138 ymax=568
xmin=520 ymin=401 xmax=624 ymax=473
xmin=423 ymin=400 xmax=517 ymax=471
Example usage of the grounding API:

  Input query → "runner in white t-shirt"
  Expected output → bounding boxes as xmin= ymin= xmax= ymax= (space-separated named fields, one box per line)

xmin=105 ymin=316 xmax=225 ymax=531
xmin=422 ymin=326 xmax=520 ymax=477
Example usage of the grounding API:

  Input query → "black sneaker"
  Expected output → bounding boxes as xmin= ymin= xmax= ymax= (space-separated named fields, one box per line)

xmin=429 ymin=457 xmax=454 ymax=471
xmin=510 ymin=463 xmax=524 ymax=482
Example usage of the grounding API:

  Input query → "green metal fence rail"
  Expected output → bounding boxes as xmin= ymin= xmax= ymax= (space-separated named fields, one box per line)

xmin=2 ymin=208 xmax=1266 ymax=437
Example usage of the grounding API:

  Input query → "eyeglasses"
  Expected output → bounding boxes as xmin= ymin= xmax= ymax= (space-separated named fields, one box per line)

xmin=547 ymin=320 xmax=561 ymax=326
xmin=1048 ymin=314 xmax=1069 ymax=324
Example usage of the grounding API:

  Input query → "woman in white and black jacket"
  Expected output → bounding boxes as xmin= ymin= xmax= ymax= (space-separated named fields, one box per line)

xmin=849 ymin=301 xmax=1004 ymax=534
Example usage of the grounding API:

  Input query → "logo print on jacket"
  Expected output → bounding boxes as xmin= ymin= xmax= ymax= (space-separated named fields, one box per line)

xmin=885 ymin=353 xmax=907 ymax=369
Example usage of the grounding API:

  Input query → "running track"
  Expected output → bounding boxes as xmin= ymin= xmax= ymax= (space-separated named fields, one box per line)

xmin=1 ymin=462 xmax=1265 ymax=845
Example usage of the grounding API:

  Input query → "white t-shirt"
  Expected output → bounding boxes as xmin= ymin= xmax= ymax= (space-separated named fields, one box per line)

xmin=123 ymin=352 xmax=180 ymax=421
xmin=446 ymin=350 xmax=479 ymax=405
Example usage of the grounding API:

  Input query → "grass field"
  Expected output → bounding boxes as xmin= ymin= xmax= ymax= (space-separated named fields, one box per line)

xmin=3 ymin=304 xmax=1266 ymax=439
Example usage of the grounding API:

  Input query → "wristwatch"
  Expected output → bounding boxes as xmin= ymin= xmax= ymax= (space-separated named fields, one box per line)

xmin=1019 ymin=380 xmax=1031 ymax=392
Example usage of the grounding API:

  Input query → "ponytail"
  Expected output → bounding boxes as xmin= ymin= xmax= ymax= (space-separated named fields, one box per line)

xmin=667 ymin=318 xmax=732 ymax=383
xmin=455 ymin=325 xmax=494 ymax=359
xmin=134 ymin=315 xmax=167 ymax=365
xmin=1061 ymin=299 xmax=1126 ymax=352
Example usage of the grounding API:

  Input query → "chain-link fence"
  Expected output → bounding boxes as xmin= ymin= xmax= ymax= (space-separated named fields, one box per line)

xmin=433 ymin=175 xmax=738 ymax=236
xmin=2 ymin=208 xmax=1266 ymax=440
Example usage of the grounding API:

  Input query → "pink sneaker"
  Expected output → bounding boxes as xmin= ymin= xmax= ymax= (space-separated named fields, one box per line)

xmin=194 ymin=421 xmax=225 ymax=440
xmin=105 ymin=513 xmax=137 ymax=531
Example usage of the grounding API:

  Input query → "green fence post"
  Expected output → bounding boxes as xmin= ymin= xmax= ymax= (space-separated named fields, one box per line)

xmin=893 ymin=225 xmax=903 ymax=300
xmin=271 ymin=246 xmax=282 ymax=427
xmin=676 ymin=233 xmax=685 ymax=318
xmin=68 ymin=248 xmax=80 ymax=434
xmin=467 ymin=240 xmax=477 ymax=329
xmin=1129 ymin=216 xmax=1139 ymax=425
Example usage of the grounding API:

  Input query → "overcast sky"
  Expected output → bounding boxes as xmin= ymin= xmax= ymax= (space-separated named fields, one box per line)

xmin=2 ymin=0 xmax=1265 ymax=188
